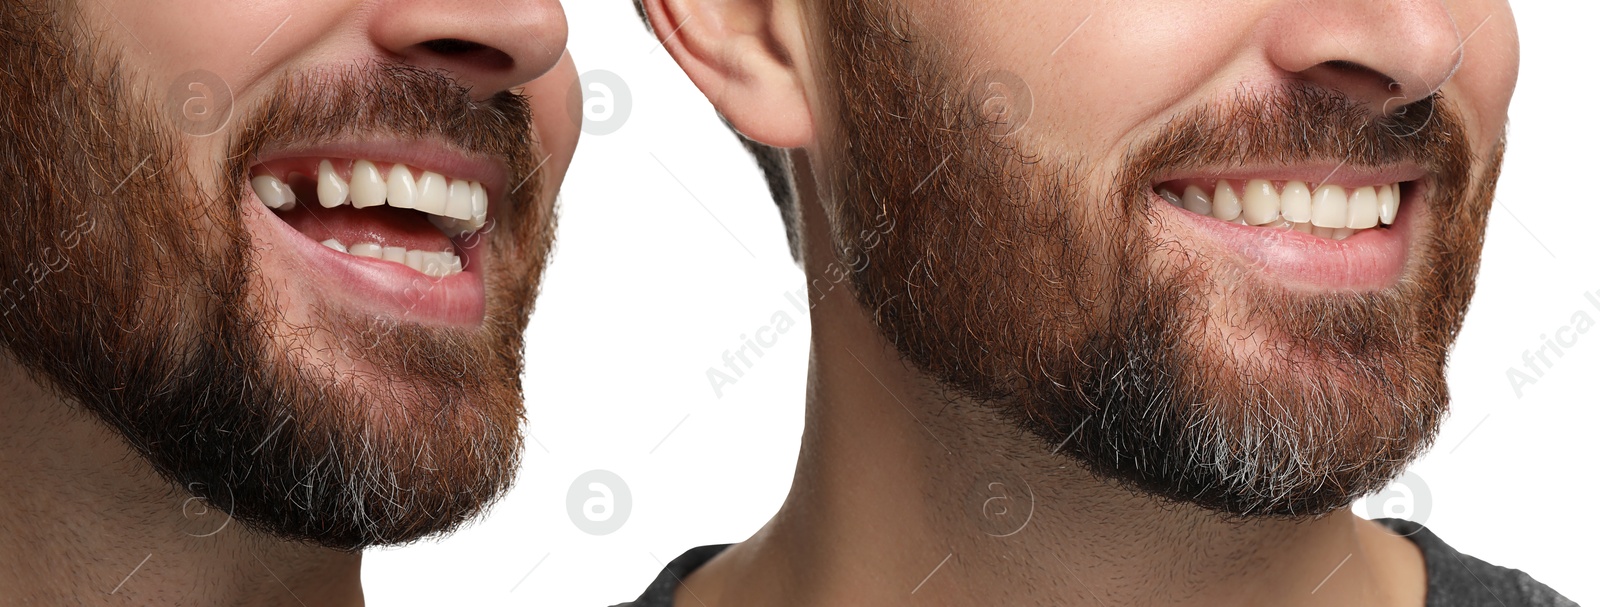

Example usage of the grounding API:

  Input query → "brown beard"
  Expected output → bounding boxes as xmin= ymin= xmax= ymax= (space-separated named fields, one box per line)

xmin=0 ymin=4 xmax=551 ymax=548
xmin=815 ymin=0 xmax=1500 ymax=516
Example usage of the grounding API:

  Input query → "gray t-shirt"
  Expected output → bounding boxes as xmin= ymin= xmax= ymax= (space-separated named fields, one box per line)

xmin=616 ymin=519 xmax=1576 ymax=606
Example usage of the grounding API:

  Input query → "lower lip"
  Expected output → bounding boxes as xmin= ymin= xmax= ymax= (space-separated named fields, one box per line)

xmin=1149 ymin=184 xmax=1423 ymax=292
xmin=247 ymin=198 xmax=488 ymax=326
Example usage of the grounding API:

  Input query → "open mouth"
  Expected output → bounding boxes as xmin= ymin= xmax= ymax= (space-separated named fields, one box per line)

xmin=1148 ymin=170 xmax=1426 ymax=291
xmin=250 ymin=158 xmax=490 ymax=279
xmin=1154 ymin=178 xmax=1405 ymax=241
xmin=242 ymin=143 xmax=510 ymax=326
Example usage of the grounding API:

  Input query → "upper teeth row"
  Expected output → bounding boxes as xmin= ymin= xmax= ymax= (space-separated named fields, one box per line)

xmin=1159 ymin=180 xmax=1400 ymax=230
xmin=250 ymin=160 xmax=489 ymax=237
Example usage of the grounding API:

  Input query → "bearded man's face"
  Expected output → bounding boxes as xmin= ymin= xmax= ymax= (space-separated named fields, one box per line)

xmin=0 ymin=2 xmax=577 ymax=548
xmin=810 ymin=0 xmax=1518 ymax=515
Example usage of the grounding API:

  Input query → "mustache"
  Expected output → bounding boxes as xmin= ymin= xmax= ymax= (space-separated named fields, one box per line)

xmin=1114 ymin=84 xmax=1473 ymax=205
xmin=224 ymin=61 xmax=542 ymax=197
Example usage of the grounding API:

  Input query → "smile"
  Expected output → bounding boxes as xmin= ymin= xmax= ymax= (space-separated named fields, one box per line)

xmin=251 ymin=156 xmax=492 ymax=278
xmin=1155 ymin=178 xmax=1403 ymax=241
xmin=1150 ymin=168 xmax=1427 ymax=291
xmin=245 ymin=141 xmax=510 ymax=326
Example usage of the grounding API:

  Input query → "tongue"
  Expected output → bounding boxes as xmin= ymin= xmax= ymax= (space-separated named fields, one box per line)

xmin=277 ymin=204 xmax=456 ymax=253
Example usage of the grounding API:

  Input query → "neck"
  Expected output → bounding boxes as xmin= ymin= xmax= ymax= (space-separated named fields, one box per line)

xmin=0 ymin=355 xmax=363 ymax=606
xmin=676 ymin=184 xmax=1425 ymax=607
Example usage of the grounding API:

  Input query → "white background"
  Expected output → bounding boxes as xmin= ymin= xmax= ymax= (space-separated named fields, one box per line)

xmin=365 ymin=1 xmax=1598 ymax=604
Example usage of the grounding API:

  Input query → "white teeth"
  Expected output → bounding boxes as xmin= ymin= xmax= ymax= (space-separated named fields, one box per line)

xmin=317 ymin=160 xmax=349 ymax=208
xmin=429 ymin=216 xmax=466 ymax=238
xmin=1347 ymin=186 xmax=1379 ymax=229
xmin=333 ymin=242 xmax=464 ymax=278
xmin=1163 ymin=177 xmax=1404 ymax=240
xmin=321 ymin=238 xmax=348 ymax=254
xmin=1280 ymin=181 xmax=1312 ymax=223
xmin=1241 ymin=179 xmax=1280 ymax=225
xmin=1310 ymin=184 xmax=1348 ymax=229
xmin=445 ymin=179 xmax=474 ymax=220
xmin=386 ymin=164 xmax=418 ymax=210
xmin=1377 ymin=183 xmax=1398 ymax=225
xmin=425 ymin=181 xmax=490 ymax=237
xmin=348 ymin=243 xmax=382 ymax=259
xmin=326 ymin=160 xmax=485 ymax=230
xmin=415 ymin=171 xmax=450 ymax=216
xmin=470 ymin=182 xmax=488 ymax=222
xmin=1182 ymin=185 xmax=1212 ymax=216
xmin=420 ymin=254 xmax=449 ymax=277
xmin=251 ymin=175 xmax=296 ymax=210
xmin=350 ymin=160 xmax=386 ymax=209
xmin=1158 ymin=189 xmax=1182 ymax=207
xmin=263 ymin=159 xmax=490 ymax=240
xmin=1211 ymin=181 xmax=1242 ymax=222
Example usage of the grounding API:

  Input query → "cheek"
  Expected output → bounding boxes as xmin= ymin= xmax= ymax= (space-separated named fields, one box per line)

xmin=1440 ymin=0 xmax=1519 ymax=152
xmin=1417 ymin=0 xmax=1518 ymax=194
xmin=95 ymin=0 xmax=359 ymax=200
xmin=923 ymin=3 xmax=1254 ymax=169
xmin=520 ymin=51 xmax=581 ymax=203
xmin=111 ymin=0 xmax=351 ymax=85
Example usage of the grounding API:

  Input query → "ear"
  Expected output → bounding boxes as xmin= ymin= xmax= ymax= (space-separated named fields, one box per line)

xmin=640 ymin=0 xmax=814 ymax=148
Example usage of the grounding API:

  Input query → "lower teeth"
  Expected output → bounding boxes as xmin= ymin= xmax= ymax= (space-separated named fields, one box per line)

xmin=1160 ymin=191 xmax=1372 ymax=241
xmin=322 ymin=239 xmax=463 ymax=277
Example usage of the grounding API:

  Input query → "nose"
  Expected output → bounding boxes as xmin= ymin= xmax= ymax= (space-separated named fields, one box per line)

xmin=369 ymin=0 xmax=568 ymax=98
xmin=1264 ymin=0 xmax=1463 ymax=112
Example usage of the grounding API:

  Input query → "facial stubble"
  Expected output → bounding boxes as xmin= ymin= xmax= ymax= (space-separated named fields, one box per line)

xmin=815 ymin=0 xmax=1498 ymax=516
xmin=0 ymin=5 xmax=552 ymax=549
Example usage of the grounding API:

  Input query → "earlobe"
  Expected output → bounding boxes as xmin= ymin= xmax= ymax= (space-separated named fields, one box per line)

xmin=641 ymin=0 xmax=814 ymax=148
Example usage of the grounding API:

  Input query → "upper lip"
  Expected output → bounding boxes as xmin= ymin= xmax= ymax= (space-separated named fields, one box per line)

xmin=248 ymin=138 xmax=510 ymax=214
xmin=1150 ymin=162 xmax=1428 ymax=188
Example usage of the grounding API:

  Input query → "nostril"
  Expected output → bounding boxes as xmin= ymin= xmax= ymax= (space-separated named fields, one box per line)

xmin=1321 ymin=60 xmax=1399 ymax=90
xmin=417 ymin=38 xmax=515 ymax=71
xmin=1296 ymin=59 xmax=1411 ymax=108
